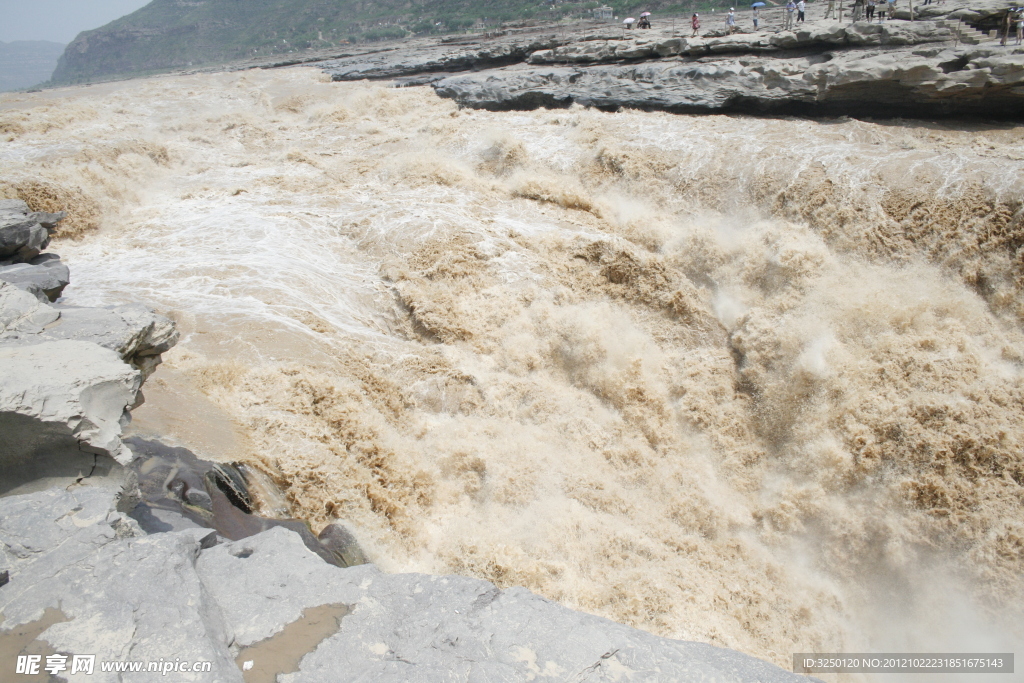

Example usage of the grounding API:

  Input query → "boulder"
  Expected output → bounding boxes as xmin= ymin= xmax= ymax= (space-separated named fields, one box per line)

xmin=0 ymin=199 xmax=65 ymax=263
xmin=0 ymin=281 xmax=59 ymax=335
xmin=0 ymin=485 xmax=816 ymax=682
xmin=0 ymin=253 xmax=71 ymax=302
xmin=0 ymin=340 xmax=141 ymax=492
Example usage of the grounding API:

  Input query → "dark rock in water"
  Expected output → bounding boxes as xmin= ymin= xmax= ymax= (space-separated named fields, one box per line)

xmin=0 ymin=253 xmax=71 ymax=302
xmin=318 ymin=522 xmax=370 ymax=567
xmin=124 ymin=437 xmax=367 ymax=568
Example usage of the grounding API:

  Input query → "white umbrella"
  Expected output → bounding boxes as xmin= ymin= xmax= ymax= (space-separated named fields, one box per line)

xmin=640 ymin=11 xmax=652 ymax=16
xmin=624 ymin=17 xmax=635 ymax=23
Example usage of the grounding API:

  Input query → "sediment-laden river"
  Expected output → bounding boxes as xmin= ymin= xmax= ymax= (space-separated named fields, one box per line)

xmin=2 ymin=67 xmax=1022 ymax=680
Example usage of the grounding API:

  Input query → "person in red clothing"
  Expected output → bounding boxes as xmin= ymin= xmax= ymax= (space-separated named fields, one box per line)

xmin=691 ymin=12 xmax=701 ymax=36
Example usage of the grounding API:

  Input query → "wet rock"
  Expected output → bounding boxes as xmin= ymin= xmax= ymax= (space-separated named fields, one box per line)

xmin=123 ymin=437 xmax=359 ymax=568
xmin=318 ymin=521 xmax=369 ymax=567
xmin=0 ymin=253 xmax=71 ymax=302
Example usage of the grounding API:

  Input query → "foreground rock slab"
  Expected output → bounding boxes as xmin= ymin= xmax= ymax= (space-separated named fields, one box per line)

xmin=1 ymin=485 xmax=816 ymax=682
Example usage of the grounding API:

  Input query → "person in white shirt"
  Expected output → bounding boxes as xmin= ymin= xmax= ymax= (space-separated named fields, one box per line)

xmin=797 ymin=0 xmax=806 ymax=21
xmin=726 ymin=8 xmax=738 ymax=32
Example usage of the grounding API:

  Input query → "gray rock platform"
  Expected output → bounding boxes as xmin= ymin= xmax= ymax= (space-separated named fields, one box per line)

xmin=0 ymin=485 xmax=816 ymax=682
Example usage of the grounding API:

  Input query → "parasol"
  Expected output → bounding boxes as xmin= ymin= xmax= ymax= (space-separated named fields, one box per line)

xmin=640 ymin=11 xmax=652 ymax=16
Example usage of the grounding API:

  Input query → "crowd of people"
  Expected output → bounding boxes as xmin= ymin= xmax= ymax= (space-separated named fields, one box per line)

xmin=653 ymin=1 xmax=1022 ymax=41
xmin=679 ymin=0 xmax=1023 ymax=37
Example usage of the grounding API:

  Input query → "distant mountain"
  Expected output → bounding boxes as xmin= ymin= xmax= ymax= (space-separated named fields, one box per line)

xmin=50 ymin=0 xmax=685 ymax=85
xmin=0 ymin=41 xmax=67 ymax=92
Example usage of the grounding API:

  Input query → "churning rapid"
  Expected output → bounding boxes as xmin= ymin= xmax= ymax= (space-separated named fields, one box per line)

xmin=2 ymin=68 xmax=1023 ymax=679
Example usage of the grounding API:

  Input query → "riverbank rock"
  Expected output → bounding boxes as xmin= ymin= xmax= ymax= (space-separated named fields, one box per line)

xmin=0 ymin=199 xmax=66 ymax=263
xmin=434 ymin=45 xmax=1024 ymax=118
xmin=0 ymin=340 xmax=141 ymax=494
xmin=0 ymin=484 xmax=817 ymax=682
xmin=0 ymin=253 xmax=71 ymax=302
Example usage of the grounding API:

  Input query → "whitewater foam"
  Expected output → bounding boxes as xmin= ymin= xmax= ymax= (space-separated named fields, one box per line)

xmin=2 ymin=68 xmax=1022 ymax=679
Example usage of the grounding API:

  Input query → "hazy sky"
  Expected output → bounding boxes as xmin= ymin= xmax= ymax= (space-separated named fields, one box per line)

xmin=0 ymin=0 xmax=152 ymax=44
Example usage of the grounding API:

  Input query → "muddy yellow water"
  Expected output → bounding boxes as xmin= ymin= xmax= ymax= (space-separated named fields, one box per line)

xmin=2 ymin=67 xmax=1023 ymax=681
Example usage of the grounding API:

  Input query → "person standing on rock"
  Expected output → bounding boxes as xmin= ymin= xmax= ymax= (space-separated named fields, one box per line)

xmin=784 ymin=0 xmax=797 ymax=29
xmin=826 ymin=0 xmax=838 ymax=19
xmin=726 ymin=8 xmax=738 ymax=33
xmin=752 ymin=6 xmax=760 ymax=28
xmin=1017 ymin=9 xmax=1023 ymax=45
xmin=797 ymin=0 xmax=807 ymax=21
xmin=866 ymin=0 xmax=876 ymax=20
xmin=691 ymin=12 xmax=701 ymax=36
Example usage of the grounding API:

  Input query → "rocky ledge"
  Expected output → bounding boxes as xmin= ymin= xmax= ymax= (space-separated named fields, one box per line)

xmin=433 ymin=42 xmax=1024 ymax=118
xmin=307 ymin=0 xmax=1024 ymax=119
xmin=1 ymin=202 xmax=813 ymax=680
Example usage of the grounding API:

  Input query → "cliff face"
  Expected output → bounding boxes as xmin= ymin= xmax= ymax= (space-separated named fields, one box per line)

xmin=47 ymin=0 xmax=567 ymax=85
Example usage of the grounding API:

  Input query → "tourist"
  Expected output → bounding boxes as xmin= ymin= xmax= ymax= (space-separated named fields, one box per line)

xmin=692 ymin=12 xmax=701 ymax=36
xmin=888 ymin=0 xmax=897 ymax=19
xmin=852 ymin=0 xmax=863 ymax=21
xmin=726 ymin=8 xmax=738 ymax=32
xmin=826 ymin=0 xmax=838 ymax=19
xmin=1017 ymin=9 xmax=1023 ymax=45
xmin=753 ymin=6 xmax=760 ymax=28
xmin=785 ymin=0 xmax=797 ymax=29
xmin=866 ymin=0 xmax=876 ymax=20
xmin=797 ymin=0 xmax=807 ymax=21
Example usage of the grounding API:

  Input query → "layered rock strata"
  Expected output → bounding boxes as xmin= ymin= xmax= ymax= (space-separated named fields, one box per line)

xmin=0 ymin=201 xmax=178 ymax=494
xmin=433 ymin=44 xmax=1024 ymax=118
